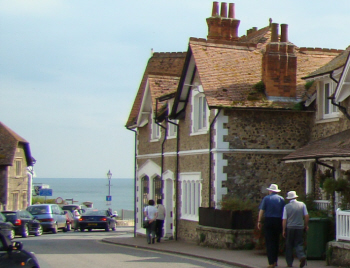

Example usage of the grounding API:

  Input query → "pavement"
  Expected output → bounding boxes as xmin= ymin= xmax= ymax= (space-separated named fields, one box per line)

xmin=102 ymin=234 xmax=339 ymax=268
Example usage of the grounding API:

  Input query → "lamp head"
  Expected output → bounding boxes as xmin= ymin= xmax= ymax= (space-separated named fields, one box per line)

xmin=107 ymin=170 xmax=112 ymax=180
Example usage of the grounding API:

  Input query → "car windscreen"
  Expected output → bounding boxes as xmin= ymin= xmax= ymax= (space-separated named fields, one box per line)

xmin=27 ymin=206 xmax=50 ymax=215
xmin=1 ymin=213 xmax=16 ymax=221
xmin=82 ymin=210 xmax=107 ymax=216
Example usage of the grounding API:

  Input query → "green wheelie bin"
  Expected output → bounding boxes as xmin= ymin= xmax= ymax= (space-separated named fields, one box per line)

xmin=306 ymin=218 xmax=330 ymax=259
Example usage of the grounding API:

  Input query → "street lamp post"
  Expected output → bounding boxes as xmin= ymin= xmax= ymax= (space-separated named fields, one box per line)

xmin=28 ymin=157 xmax=36 ymax=206
xmin=106 ymin=170 xmax=112 ymax=205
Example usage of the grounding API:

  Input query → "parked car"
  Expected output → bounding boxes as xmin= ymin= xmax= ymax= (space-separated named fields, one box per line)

xmin=0 ymin=232 xmax=40 ymax=267
xmin=63 ymin=210 xmax=74 ymax=231
xmin=2 ymin=210 xmax=42 ymax=238
xmin=79 ymin=209 xmax=117 ymax=232
xmin=61 ymin=204 xmax=85 ymax=215
xmin=26 ymin=204 xmax=67 ymax=234
xmin=0 ymin=212 xmax=14 ymax=240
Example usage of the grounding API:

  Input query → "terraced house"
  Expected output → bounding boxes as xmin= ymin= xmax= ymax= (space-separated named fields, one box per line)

xmin=0 ymin=122 xmax=34 ymax=211
xmin=125 ymin=2 xmax=341 ymax=242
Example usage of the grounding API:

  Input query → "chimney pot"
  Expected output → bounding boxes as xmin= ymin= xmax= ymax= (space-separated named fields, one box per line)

xmin=220 ymin=2 xmax=228 ymax=18
xmin=271 ymin=23 xmax=279 ymax=42
xmin=280 ymin=24 xmax=288 ymax=42
xmin=212 ymin=2 xmax=219 ymax=16
xmin=228 ymin=3 xmax=235 ymax=18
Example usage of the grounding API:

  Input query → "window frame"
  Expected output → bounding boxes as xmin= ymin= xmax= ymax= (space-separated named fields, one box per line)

xmin=167 ymin=119 xmax=178 ymax=139
xmin=150 ymin=113 xmax=161 ymax=141
xmin=319 ymin=80 xmax=339 ymax=120
xmin=180 ymin=172 xmax=202 ymax=221
xmin=191 ymin=89 xmax=209 ymax=135
xmin=15 ymin=159 xmax=22 ymax=177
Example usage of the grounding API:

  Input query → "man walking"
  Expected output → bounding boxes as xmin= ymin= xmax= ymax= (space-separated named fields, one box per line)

xmin=258 ymin=184 xmax=285 ymax=268
xmin=156 ymin=199 xmax=166 ymax=242
xmin=282 ymin=191 xmax=309 ymax=268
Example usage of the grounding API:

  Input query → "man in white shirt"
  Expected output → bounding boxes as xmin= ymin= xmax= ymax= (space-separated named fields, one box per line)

xmin=156 ymin=199 xmax=166 ymax=242
xmin=282 ymin=191 xmax=309 ymax=268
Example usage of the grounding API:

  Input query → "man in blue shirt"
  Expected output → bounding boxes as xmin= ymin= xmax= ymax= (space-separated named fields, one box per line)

xmin=258 ymin=184 xmax=285 ymax=268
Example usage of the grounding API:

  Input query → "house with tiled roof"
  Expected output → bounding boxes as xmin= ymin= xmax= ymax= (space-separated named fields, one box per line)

xmin=126 ymin=2 xmax=340 ymax=242
xmin=0 ymin=122 xmax=34 ymax=211
xmin=281 ymin=45 xmax=350 ymax=266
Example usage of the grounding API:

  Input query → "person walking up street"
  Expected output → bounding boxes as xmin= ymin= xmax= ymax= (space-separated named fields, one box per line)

xmin=257 ymin=184 xmax=285 ymax=268
xmin=144 ymin=199 xmax=158 ymax=244
xmin=282 ymin=191 xmax=309 ymax=268
xmin=156 ymin=199 xmax=166 ymax=242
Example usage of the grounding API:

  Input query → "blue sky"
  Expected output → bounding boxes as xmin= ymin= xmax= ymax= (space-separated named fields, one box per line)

xmin=1 ymin=0 xmax=350 ymax=178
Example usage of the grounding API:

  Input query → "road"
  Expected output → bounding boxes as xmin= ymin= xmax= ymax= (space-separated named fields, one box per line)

xmin=14 ymin=227 xmax=235 ymax=268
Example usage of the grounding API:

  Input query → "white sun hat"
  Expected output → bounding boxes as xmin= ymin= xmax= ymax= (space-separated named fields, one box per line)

xmin=266 ymin=184 xmax=281 ymax=192
xmin=286 ymin=191 xmax=298 ymax=200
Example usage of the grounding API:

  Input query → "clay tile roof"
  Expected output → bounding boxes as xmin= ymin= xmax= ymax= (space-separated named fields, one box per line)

xmin=190 ymin=36 xmax=338 ymax=109
xmin=125 ymin=52 xmax=186 ymax=128
xmin=0 ymin=122 xmax=31 ymax=166
xmin=148 ymin=75 xmax=180 ymax=112
xmin=283 ymin=129 xmax=350 ymax=161
xmin=302 ymin=47 xmax=348 ymax=79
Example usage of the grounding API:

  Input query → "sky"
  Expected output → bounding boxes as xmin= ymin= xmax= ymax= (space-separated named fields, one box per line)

xmin=1 ymin=0 xmax=350 ymax=179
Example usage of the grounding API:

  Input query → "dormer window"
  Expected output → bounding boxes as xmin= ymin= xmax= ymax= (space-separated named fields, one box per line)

xmin=151 ymin=114 xmax=160 ymax=141
xmin=318 ymin=80 xmax=338 ymax=120
xmin=167 ymin=119 xmax=178 ymax=138
xmin=191 ymin=88 xmax=209 ymax=135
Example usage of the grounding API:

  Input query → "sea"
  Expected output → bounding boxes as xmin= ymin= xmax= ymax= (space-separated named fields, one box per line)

xmin=33 ymin=178 xmax=134 ymax=217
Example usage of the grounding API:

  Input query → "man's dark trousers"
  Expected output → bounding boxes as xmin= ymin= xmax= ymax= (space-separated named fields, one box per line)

xmin=264 ymin=217 xmax=282 ymax=265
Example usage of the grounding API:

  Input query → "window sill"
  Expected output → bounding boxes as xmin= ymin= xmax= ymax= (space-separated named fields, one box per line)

xmin=150 ymin=138 xmax=161 ymax=142
xmin=190 ymin=130 xmax=208 ymax=136
xmin=180 ymin=214 xmax=199 ymax=222
xmin=316 ymin=117 xmax=339 ymax=124
xmin=167 ymin=135 xmax=177 ymax=140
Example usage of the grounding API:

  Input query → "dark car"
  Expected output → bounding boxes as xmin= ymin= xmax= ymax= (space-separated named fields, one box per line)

xmin=63 ymin=210 xmax=74 ymax=231
xmin=0 ymin=232 xmax=40 ymax=268
xmin=0 ymin=212 xmax=15 ymax=240
xmin=79 ymin=209 xmax=116 ymax=232
xmin=26 ymin=204 xmax=67 ymax=233
xmin=2 ymin=210 xmax=43 ymax=238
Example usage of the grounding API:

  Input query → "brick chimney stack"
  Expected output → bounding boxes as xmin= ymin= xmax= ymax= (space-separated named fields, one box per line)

xmin=207 ymin=2 xmax=240 ymax=41
xmin=262 ymin=23 xmax=297 ymax=100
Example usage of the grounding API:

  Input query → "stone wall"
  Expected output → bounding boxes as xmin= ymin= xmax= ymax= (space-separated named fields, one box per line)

xmin=196 ymin=225 xmax=255 ymax=249
xmin=327 ymin=241 xmax=350 ymax=267
xmin=222 ymin=109 xmax=313 ymax=202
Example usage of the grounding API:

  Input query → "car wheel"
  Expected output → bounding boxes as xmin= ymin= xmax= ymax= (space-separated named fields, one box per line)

xmin=80 ymin=228 xmax=84 ymax=232
xmin=10 ymin=229 xmax=15 ymax=240
xmin=88 ymin=229 xmax=92 ymax=232
xmin=35 ymin=225 xmax=43 ymax=236
xmin=66 ymin=222 xmax=71 ymax=231
xmin=22 ymin=224 xmax=29 ymax=238
xmin=52 ymin=223 xmax=58 ymax=234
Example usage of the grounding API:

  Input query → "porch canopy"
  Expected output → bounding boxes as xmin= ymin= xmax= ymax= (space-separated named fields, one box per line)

xmin=283 ymin=129 xmax=350 ymax=162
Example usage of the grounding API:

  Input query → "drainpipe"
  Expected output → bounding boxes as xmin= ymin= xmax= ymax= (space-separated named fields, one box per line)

xmin=167 ymin=118 xmax=180 ymax=240
xmin=155 ymin=99 xmax=167 ymax=183
xmin=209 ymin=108 xmax=222 ymax=208
xmin=127 ymin=127 xmax=137 ymax=237
xmin=329 ymin=72 xmax=350 ymax=121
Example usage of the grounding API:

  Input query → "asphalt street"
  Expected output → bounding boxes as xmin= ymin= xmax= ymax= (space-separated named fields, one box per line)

xmin=14 ymin=227 xmax=239 ymax=268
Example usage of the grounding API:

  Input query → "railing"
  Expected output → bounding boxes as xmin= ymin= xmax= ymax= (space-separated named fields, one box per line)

xmin=314 ymin=200 xmax=331 ymax=210
xmin=336 ymin=209 xmax=350 ymax=242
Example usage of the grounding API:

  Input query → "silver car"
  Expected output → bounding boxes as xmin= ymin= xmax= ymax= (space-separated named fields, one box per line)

xmin=26 ymin=204 xmax=67 ymax=234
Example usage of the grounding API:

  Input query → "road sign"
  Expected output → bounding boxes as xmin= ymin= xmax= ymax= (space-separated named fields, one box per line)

xmin=106 ymin=195 xmax=112 ymax=202
xmin=39 ymin=188 xmax=53 ymax=196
